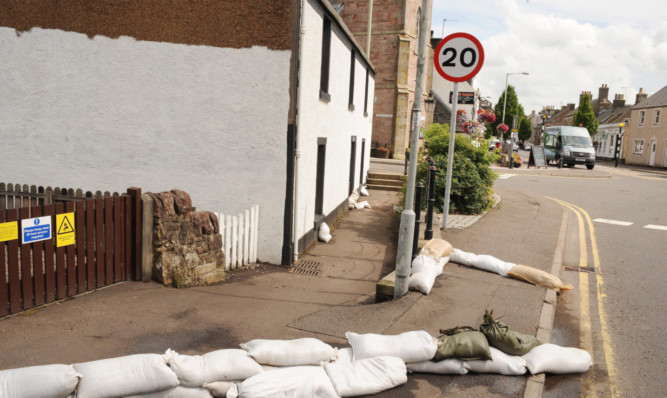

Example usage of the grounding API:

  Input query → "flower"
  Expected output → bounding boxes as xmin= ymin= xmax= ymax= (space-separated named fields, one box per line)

xmin=512 ymin=153 xmax=522 ymax=167
xmin=456 ymin=109 xmax=469 ymax=124
xmin=463 ymin=121 xmax=485 ymax=141
xmin=496 ymin=123 xmax=509 ymax=133
xmin=376 ymin=146 xmax=390 ymax=152
xmin=478 ymin=110 xmax=496 ymax=124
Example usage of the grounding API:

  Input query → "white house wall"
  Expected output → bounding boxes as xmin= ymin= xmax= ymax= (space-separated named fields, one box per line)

xmin=294 ymin=0 xmax=374 ymax=244
xmin=432 ymin=74 xmax=475 ymax=121
xmin=0 ymin=27 xmax=291 ymax=264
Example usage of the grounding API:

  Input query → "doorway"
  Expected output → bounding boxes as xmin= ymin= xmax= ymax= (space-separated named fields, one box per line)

xmin=349 ymin=136 xmax=357 ymax=195
xmin=315 ymin=138 xmax=327 ymax=217
xmin=649 ymin=139 xmax=657 ymax=166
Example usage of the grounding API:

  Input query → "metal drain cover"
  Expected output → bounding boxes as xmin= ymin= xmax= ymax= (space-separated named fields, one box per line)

xmin=564 ymin=266 xmax=598 ymax=273
xmin=290 ymin=260 xmax=322 ymax=277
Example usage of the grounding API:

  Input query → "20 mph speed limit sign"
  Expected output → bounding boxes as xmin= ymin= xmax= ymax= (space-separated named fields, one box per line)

xmin=434 ymin=32 xmax=484 ymax=82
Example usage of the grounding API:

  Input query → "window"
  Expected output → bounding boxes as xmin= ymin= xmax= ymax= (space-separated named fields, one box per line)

xmin=320 ymin=17 xmax=332 ymax=102
xmin=363 ymin=69 xmax=369 ymax=117
xmin=348 ymin=50 xmax=355 ymax=111
xmin=654 ymin=109 xmax=661 ymax=125
xmin=639 ymin=110 xmax=645 ymax=126
xmin=633 ymin=139 xmax=644 ymax=154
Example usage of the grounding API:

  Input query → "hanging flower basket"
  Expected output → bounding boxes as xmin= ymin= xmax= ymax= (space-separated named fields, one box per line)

xmin=496 ymin=123 xmax=509 ymax=134
xmin=478 ymin=110 xmax=496 ymax=124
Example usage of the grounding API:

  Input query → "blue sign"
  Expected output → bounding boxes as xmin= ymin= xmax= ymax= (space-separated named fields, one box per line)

xmin=21 ymin=216 xmax=52 ymax=244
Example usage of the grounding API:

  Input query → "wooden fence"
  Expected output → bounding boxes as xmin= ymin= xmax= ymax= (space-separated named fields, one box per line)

xmin=0 ymin=187 xmax=142 ymax=317
xmin=0 ymin=182 xmax=124 ymax=210
xmin=213 ymin=204 xmax=259 ymax=270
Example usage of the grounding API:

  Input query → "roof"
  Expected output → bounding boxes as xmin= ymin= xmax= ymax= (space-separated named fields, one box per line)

xmin=632 ymin=85 xmax=667 ymax=109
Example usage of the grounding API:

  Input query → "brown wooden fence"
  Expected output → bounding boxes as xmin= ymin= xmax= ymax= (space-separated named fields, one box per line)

xmin=0 ymin=182 xmax=123 ymax=210
xmin=0 ymin=187 xmax=142 ymax=317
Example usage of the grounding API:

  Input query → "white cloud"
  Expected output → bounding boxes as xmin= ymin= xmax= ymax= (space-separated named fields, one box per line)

xmin=431 ymin=0 xmax=667 ymax=115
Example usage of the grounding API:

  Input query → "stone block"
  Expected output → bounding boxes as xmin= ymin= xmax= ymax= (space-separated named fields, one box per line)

xmin=208 ymin=234 xmax=223 ymax=251
xmin=376 ymin=270 xmax=396 ymax=302
xmin=170 ymin=189 xmax=192 ymax=216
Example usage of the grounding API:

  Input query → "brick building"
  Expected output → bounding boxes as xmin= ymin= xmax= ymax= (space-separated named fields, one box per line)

xmin=338 ymin=0 xmax=432 ymax=159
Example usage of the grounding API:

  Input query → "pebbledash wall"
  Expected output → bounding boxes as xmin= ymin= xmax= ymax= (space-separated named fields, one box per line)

xmin=0 ymin=2 xmax=291 ymax=265
xmin=294 ymin=0 xmax=375 ymax=252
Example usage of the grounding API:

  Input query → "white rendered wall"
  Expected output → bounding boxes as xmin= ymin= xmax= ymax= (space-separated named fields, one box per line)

xmin=0 ymin=27 xmax=290 ymax=264
xmin=294 ymin=0 xmax=374 ymax=241
xmin=432 ymin=74 xmax=475 ymax=123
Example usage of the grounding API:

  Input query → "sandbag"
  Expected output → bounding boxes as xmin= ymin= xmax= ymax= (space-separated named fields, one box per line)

xmin=449 ymin=249 xmax=514 ymax=276
xmin=318 ymin=223 xmax=332 ymax=243
xmin=354 ymin=200 xmax=371 ymax=209
xmin=323 ymin=356 xmax=407 ymax=397
xmin=507 ymin=264 xmax=573 ymax=293
xmin=240 ymin=338 xmax=336 ymax=366
xmin=335 ymin=347 xmax=354 ymax=363
xmin=411 ymin=255 xmax=448 ymax=275
xmin=0 ymin=364 xmax=81 ymax=398
xmin=408 ymin=270 xmax=439 ymax=294
xmin=202 ymin=381 xmax=237 ymax=398
xmin=419 ymin=239 xmax=454 ymax=259
xmin=406 ymin=358 xmax=467 ymax=375
xmin=346 ymin=330 xmax=438 ymax=364
xmin=434 ymin=327 xmax=492 ymax=361
xmin=522 ymin=344 xmax=592 ymax=374
xmin=74 ymin=353 xmax=179 ymax=398
xmin=348 ymin=191 xmax=360 ymax=209
xmin=479 ymin=310 xmax=541 ymax=356
xmin=125 ymin=386 xmax=213 ymax=397
xmin=164 ymin=348 xmax=263 ymax=387
xmin=360 ymin=186 xmax=369 ymax=196
xmin=226 ymin=366 xmax=338 ymax=398
xmin=464 ymin=346 xmax=527 ymax=375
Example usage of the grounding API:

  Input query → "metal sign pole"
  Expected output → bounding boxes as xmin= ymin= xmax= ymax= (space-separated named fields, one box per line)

xmin=441 ymin=82 xmax=458 ymax=230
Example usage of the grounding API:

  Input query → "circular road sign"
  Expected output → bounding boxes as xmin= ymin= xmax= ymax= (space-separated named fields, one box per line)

xmin=434 ymin=32 xmax=484 ymax=83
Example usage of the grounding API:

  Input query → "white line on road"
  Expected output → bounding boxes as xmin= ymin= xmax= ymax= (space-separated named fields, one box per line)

xmin=593 ymin=218 xmax=633 ymax=226
xmin=644 ymin=224 xmax=667 ymax=231
xmin=497 ymin=174 xmax=517 ymax=179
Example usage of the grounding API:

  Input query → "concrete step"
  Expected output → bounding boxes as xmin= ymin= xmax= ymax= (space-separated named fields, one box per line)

xmin=366 ymin=178 xmax=405 ymax=187
xmin=367 ymin=172 xmax=407 ymax=181
xmin=366 ymin=184 xmax=402 ymax=192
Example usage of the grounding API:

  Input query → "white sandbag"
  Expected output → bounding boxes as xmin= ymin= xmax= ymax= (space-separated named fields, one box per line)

xmin=227 ymin=366 xmax=337 ymax=398
xmin=335 ymin=347 xmax=355 ymax=363
xmin=406 ymin=358 xmax=467 ymax=375
xmin=164 ymin=348 xmax=263 ymax=387
xmin=0 ymin=364 xmax=81 ymax=398
xmin=74 ymin=353 xmax=179 ymax=398
xmin=346 ymin=331 xmax=438 ymax=363
xmin=324 ymin=356 xmax=407 ymax=397
xmin=203 ymin=381 xmax=237 ymax=398
xmin=318 ymin=223 xmax=332 ymax=243
xmin=240 ymin=338 xmax=336 ymax=366
xmin=125 ymin=386 xmax=213 ymax=397
xmin=449 ymin=249 xmax=514 ymax=276
xmin=348 ymin=191 xmax=359 ymax=209
xmin=354 ymin=200 xmax=371 ymax=209
xmin=411 ymin=255 xmax=448 ymax=275
xmin=360 ymin=186 xmax=369 ymax=196
xmin=522 ymin=344 xmax=592 ymax=374
xmin=408 ymin=270 xmax=438 ymax=294
xmin=464 ymin=346 xmax=527 ymax=375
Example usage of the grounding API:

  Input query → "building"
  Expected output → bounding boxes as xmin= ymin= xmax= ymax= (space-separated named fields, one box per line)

xmin=624 ymin=86 xmax=667 ymax=168
xmin=338 ymin=0 xmax=432 ymax=159
xmin=594 ymin=94 xmax=633 ymax=161
xmin=0 ymin=0 xmax=375 ymax=265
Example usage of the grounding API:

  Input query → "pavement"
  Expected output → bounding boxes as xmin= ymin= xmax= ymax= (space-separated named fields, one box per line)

xmin=0 ymin=158 xmax=575 ymax=397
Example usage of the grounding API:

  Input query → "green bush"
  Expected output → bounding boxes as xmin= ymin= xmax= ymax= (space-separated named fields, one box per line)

xmin=413 ymin=124 xmax=497 ymax=215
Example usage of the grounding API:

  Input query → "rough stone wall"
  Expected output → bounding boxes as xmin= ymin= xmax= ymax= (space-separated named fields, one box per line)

xmin=148 ymin=190 xmax=225 ymax=287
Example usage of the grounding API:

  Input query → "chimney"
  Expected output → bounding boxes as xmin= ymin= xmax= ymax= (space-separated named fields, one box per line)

xmin=613 ymin=94 xmax=625 ymax=109
xmin=636 ymin=87 xmax=648 ymax=105
xmin=599 ymin=83 xmax=609 ymax=102
xmin=579 ymin=91 xmax=592 ymax=103
xmin=567 ymin=103 xmax=575 ymax=110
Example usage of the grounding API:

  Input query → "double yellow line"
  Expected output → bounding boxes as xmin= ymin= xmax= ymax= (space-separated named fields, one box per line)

xmin=550 ymin=198 xmax=620 ymax=397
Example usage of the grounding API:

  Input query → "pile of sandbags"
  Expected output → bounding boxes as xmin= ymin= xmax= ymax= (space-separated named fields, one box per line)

xmin=348 ymin=188 xmax=371 ymax=210
xmin=409 ymin=239 xmax=454 ymax=294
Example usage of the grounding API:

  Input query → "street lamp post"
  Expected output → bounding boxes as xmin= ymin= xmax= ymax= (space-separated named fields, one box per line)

xmin=615 ymin=123 xmax=624 ymax=168
xmin=501 ymin=72 xmax=528 ymax=167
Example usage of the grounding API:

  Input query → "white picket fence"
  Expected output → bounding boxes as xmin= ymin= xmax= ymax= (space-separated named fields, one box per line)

xmin=213 ymin=204 xmax=259 ymax=270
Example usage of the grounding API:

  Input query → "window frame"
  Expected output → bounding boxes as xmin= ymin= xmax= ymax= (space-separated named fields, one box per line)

xmin=639 ymin=110 xmax=646 ymax=126
xmin=654 ymin=109 xmax=661 ymax=125
xmin=633 ymin=139 xmax=645 ymax=155
xmin=319 ymin=16 xmax=332 ymax=102
xmin=363 ymin=69 xmax=369 ymax=117
xmin=348 ymin=49 xmax=355 ymax=111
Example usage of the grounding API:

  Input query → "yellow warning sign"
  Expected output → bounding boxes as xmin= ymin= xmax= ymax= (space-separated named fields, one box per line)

xmin=56 ymin=212 xmax=75 ymax=247
xmin=0 ymin=221 xmax=18 ymax=242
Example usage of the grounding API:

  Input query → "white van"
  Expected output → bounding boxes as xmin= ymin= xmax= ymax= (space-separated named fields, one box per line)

xmin=542 ymin=126 xmax=596 ymax=169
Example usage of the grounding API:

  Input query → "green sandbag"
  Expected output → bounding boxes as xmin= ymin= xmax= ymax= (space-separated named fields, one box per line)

xmin=433 ymin=326 xmax=492 ymax=361
xmin=479 ymin=310 xmax=542 ymax=356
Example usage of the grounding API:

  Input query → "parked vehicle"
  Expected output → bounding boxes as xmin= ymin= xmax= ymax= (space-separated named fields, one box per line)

xmin=523 ymin=142 xmax=533 ymax=151
xmin=542 ymin=126 xmax=596 ymax=169
xmin=505 ymin=139 xmax=519 ymax=152
xmin=488 ymin=138 xmax=501 ymax=151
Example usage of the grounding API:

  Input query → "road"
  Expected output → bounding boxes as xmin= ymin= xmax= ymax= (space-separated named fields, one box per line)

xmin=494 ymin=155 xmax=667 ymax=398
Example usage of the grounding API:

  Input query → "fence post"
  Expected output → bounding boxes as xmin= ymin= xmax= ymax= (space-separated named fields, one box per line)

xmin=127 ymin=187 xmax=142 ymax=281
xmin=424 ymin=158 xmax=436 ymax=240
xmin=141 ymin=194 xmax=154 ymax=282
xmin=412 ymin=182 xmax=424 ymax=260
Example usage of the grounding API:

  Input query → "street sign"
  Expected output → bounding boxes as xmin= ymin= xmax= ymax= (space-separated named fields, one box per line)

xmin=56 ymin=212 xmax=76 ymax=247
xmin=528 ymin=145 xmax=547 ymax=169
xmin=21 ymin=216 xmax=52 ymax=244
xmin=449 ymin=91 xmax=475 ymax=104
xmin=434 ymin=32 xmax=484 ymax=83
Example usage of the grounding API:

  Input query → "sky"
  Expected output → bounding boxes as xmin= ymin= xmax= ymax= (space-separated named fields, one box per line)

xmin=431 ymin=0 xmax=667 ymax=114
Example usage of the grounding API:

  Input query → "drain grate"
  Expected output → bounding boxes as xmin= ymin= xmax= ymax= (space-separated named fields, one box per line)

xmin=564 ymin=266 xmax=598 ymax=274
xmin=290 ymin=260 xmax=322 ymax=277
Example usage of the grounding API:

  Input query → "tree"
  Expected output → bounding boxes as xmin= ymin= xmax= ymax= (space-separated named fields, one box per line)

xmin=574 ymin=93 xmax=598 ymax=136
xmin=518 ymin=117 xmax=532 ymax=142
xmin=492 ymin=85 xmax=525 ymax=138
